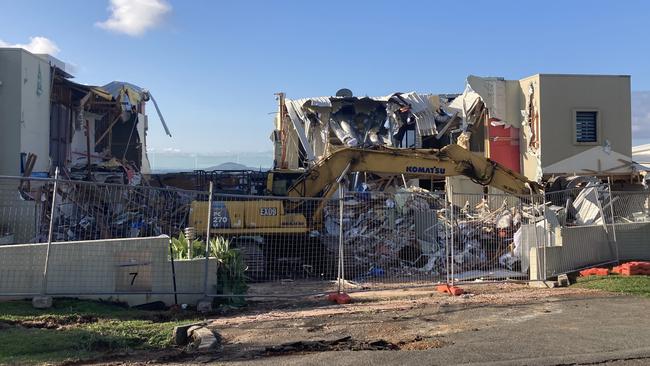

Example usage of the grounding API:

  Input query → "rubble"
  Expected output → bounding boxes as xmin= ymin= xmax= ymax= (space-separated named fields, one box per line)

xmin=323 ymin=187 xmax=534 ymax=281
xmin=321 ymin=175 xmax=622 ymax=282
xmin=32 ymin=179 xmax=196 ymax=242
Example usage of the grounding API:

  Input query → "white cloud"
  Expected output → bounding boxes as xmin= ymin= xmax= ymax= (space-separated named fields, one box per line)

xmin=96 ymin=0 xmax=171 ymax=37
xmin=0 ymin=36 xmax=60 ymax=55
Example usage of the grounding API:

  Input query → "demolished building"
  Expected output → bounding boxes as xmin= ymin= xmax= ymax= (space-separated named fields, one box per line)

xmin=0 ymin=47 xmax=171 ymax=182
xmin=266 ymin=75 xmax=642 ymax=280
xmin=271 ymin=90 xmax=459 ymax=170
xmin=272 ymin=74 xmax=641 ymax=194
xmin=0 ymin=47 xmax=174 ymax=244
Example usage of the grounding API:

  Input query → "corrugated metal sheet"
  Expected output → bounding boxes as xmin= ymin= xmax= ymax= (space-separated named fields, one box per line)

xmin=397 ymin=92 xmax=439 ymax=137
xmin=285 ymin=92 xmax=442 ymax=150
xmin=298 ymin=97 xmax=332 ymax=108
xmin=285 ymin=99 xmax=315 ymax=161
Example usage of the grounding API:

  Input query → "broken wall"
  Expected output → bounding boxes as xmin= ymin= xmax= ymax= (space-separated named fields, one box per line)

xmin=519 ymin=74 xmax=542 ymax=182
xmin=69 ymin=112 xmax=101 ymax=166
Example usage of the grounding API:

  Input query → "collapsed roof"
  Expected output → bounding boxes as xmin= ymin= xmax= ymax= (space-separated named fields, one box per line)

xmin=272 ymin=90 xmax=462 ymax=169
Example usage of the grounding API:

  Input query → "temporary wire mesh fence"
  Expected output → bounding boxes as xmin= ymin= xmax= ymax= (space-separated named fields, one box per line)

xmin=609 ymin=190 xmax=650 ymax=223
xmin=539 ymin=185 xmax=618 ymax=279
xmin=446 ymin=192 xmax=535 ymax=284
xmin=203 ymin=193 xmax=341 ymax=298
xmin=607 ymin=190 xmax=650 ymax=262
xmin=0 ymin=174 xmax=645 ymax=299
xmin=0 ymin=176 xmax=50 ymax=245
xmin=0 ymin=176 xmax=51 ymax=296
xmin=334 ymin=190 xmax=449 ymax=292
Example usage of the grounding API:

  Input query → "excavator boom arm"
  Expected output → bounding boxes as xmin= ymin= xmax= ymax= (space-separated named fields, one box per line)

xmin=287 ymin=144 xmax=540 ymax=202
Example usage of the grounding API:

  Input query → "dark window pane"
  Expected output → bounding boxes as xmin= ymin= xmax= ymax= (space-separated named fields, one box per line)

xmin=576 ymin=111 xmax=598 ymax=142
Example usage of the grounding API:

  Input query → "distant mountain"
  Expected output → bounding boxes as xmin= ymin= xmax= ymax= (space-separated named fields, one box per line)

xmin=147 ymin=150 xmax=273 ymax=172
xmin=205 ymin=162 xmax=251 ymax=170
xmin=633 ymin=91 xmax=650 ymax=144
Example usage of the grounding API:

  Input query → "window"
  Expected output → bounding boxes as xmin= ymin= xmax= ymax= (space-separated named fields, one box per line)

xmin=575 ymin=111 xmax=598 ymax=143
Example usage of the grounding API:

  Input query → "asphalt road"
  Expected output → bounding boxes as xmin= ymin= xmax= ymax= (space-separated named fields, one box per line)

xmin=215 ymin=295 xmax=650 ymax=366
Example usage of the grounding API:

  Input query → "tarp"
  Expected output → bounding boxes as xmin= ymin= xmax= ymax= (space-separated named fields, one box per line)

xmin=544 ymin=145 xmax=637 ymax=175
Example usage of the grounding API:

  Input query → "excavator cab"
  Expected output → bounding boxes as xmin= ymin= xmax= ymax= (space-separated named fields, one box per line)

xmin=266 ymin=170 xmax=305 ymax=196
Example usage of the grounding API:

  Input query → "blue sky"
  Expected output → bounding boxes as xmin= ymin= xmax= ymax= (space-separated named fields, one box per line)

xmin=1 ymin=0 xmax=649 ymax=159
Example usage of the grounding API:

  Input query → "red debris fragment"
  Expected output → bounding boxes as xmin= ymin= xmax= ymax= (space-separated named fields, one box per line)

xmin=612 ymin=262 xmax=650 ymax=276
xmin=326 ymin=292 xmax=352 ymax=304
xmin=435 ymin=284 xmax=465 ymax=296
xmin=579 ymin=268 xmax=609 ymax=277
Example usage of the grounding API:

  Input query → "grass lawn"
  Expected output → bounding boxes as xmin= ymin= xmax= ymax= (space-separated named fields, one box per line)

xmin=0 ymin=299 xmax=205 ymax=365
xmin=575 ymin=275 xmax=650 ymax=297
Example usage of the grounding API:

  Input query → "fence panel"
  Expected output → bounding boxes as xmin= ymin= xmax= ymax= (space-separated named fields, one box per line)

xmin=0 ymin=176 xmax=52 ymax=296
xmin=336 ymin=190 xmax=448 ymax=292
xmin=42 ymin=179 xmax=211 ymax=297
xmin=537 ymin=184 xmax=618 ymax=279
xmin=608 ymin=190 xmax=650 ymax=261
xmin=448 ymin=192 xmax=533 ymax=284
xmin=609 ymin=190 xmax=650 ymax=224
xmin=0 ymin=176 xmax=50 ymax=245
xmin=203 ymin=194 xmax=341 ymax=299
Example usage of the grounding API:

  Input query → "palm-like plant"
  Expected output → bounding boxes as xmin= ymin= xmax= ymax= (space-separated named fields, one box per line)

xmin=170 ymin=232 xmax=205 ymax=259
xmin=210 ymin=236 xmax=248 ymax=305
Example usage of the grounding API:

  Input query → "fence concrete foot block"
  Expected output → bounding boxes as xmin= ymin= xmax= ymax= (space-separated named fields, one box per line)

xmin=187 ymin=325 xmax=221 ymax=352
xmin=173 ymin=322 xmax=206 ymax=345
xmin=528 ymin=280 xmax=558 ymax=288
xmin=32 ymin=296 xmax=53 ymax=309
xmin=196 ymin=298 xmax=213 ymax=313
xmin=557 ymin=274 xmax=570 ymax=287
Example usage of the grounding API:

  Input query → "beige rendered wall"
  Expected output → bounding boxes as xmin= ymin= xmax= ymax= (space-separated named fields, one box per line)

xmin=0 ymin=236 xmax=218 ymax=306
xmin=537 ymin=74 xmax=631 ymax=168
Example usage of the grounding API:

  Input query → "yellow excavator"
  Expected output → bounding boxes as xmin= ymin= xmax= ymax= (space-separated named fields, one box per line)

xmin=189 ymin=144 xmax=540 ymax=236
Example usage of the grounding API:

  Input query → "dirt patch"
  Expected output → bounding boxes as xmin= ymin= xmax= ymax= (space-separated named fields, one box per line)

xmin=398 ymin=336 xmax=450 ymax=350
xmin=3 ymin=314 xmax=97 ymax=330
xmin=263 ymin=336 xmax=399 ymax=355
xmin=204 ymin=283 xmax=609 ymax=362
xmin=215 ymin=335 xmax=450 ymax=360
xmin=208 ymin=284 xmax=603 ymax=329
xmin=76 ymin=283 xmax=615 ymax=365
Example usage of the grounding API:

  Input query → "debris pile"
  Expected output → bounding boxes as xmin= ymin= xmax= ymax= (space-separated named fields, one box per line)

xmin=452 ymin=199 xmax=522 ymax=273
xmin=37 ymin=182 xmax=196 ymax=242
xmin=66 ymin=158 xmax=142 ymax=185
xmin=323 ymin=184 xmax=623 ymax=281
xmin=323 ymin=189 xmax=440 ymax=278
